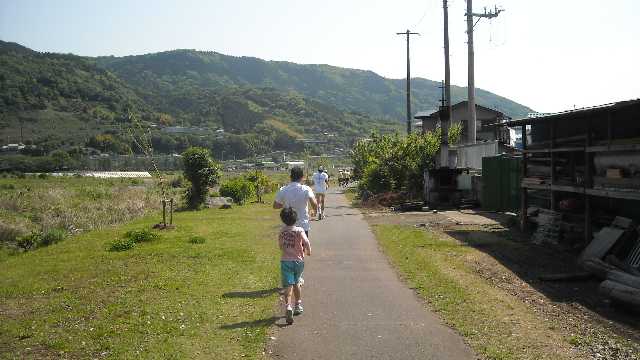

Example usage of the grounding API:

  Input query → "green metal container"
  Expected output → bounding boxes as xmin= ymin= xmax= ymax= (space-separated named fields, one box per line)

xmin=482 ymin=154 xmax=521 ymax=212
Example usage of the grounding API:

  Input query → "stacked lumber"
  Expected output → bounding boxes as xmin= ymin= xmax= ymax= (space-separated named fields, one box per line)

xmin=580 ymin=217 xmax=640 ymax=309
xmin=522 ymin=177 xmax=546 ymax=185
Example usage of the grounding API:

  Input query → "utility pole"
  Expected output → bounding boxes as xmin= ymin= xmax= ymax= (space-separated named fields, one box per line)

xmin=466 ymin=1 xmax=503 ymax=144
xmin=441 ymin=0 xmax=453 ymax=168
xmin=443 ymin=0 xmax=452 ymax=128
xmin=397 ymin=30 xmax=419 ymax=135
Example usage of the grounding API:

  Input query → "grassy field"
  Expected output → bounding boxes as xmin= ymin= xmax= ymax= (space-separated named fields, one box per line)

xmin=0 ymin=175 xmax=181 ymax=255
xmin=372 ymin=224 xmax=640 ymax=360
xmin=1 ymin=193 xmax=281 ymax=359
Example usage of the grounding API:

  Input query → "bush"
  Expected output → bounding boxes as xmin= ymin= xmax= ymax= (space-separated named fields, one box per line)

xmin=182 ymin=147 xmax=222 ymax=209
xmin=108 ymin=237 xmax=136 ymax=252
xmin=39 ymin=228 xmax=66 ymax=246
xmin=124 ymin=229 xmax=159 ymax=243
xmin=170 ymin=175 xmax=184 ymax=188
xmin=188 ymin=235 xmax=206 ymax=244
xmin=243 ymin=170 xmax=273 ymax=203
xmin=351 ymin=131 xmax=440 ymax=195
xmin=219 ymin=177 xmax=255 ymax=205
xmin=16 ymin=232 xmax=40 ymax=250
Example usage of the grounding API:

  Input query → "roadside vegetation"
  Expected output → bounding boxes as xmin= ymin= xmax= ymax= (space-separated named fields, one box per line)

xmin=372 ymin=224 xmax=640 ymax=360
xmin=1 ymin=192 xmax=281 ymax=359
xmin=0 ymin=175 xmax=181 ymax=256
xmin=350 ymin=126 xmax=463 ymax=197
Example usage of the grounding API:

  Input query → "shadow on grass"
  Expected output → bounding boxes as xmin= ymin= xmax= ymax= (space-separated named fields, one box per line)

xmin=446 ymin=228 xmax=640 ymax=334
xmin=219 ymin=316 xmax=283 ymax=329
xmin=222 ymin=288 xmax=280 ymax=298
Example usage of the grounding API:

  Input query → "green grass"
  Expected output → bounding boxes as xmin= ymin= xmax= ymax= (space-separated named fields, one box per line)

xmin=372 ymin=224 xmax=578 ymax=360
xmin=1 ymin=196 xmax=281 ymax=359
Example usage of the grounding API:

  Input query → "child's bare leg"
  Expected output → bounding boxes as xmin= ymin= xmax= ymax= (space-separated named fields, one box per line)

xmin=284 ymin=285 xmax=294 ymax=306
xmin=293 ymin=283 xmax=302 ymax=303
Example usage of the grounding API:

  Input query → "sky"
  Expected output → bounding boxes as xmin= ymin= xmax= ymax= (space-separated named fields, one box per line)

xmin=1 ymin=0 xmax=639 ymax=113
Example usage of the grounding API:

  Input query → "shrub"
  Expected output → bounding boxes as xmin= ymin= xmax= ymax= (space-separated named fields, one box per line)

xmin=219 ymin=177 xmax=255 ymax=205
xmin=170 ymin=176 xmax=184 ymax=188
xmin=39 ymin=228 xmax=66 ymax=246
xmin=182 ymin=147 xmax=222 ymax=209
xmin=351 ymin=131 xmax=440 ymax=195
xmin=16 ymin=232 xmax=40 ymax=250
xmin=124 ymin=229 xmax=159 ymax=243
xmin=243 ymin=171 xmax=273 ymax=203
xmin=108 ymin=237 xmax=136 ymax=252
xmin=188 ymin=235 xmax=206 ymax=244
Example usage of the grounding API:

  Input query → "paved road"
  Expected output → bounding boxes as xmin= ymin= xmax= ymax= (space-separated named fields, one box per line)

xmin=270 ymin=191 xmax=475 ymax=360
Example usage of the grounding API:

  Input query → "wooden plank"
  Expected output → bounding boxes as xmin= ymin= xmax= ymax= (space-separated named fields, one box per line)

xmin=579 ymin=227 xmax=626 ymax=262
xmin=599 ymin=280 xmax=640 ymax=307
xmin=586 ymin=143 xmax=640 ymax=152
xmin=586 ymin=188 xmax=640 ymax=201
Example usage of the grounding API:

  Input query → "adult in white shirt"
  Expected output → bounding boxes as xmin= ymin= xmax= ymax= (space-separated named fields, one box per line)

xmin=273 ymin=166 xmax=318 ymax=237
xmin=311 ymin=166 xmax=329 ymax=220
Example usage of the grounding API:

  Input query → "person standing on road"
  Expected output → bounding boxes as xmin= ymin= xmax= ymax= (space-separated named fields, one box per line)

xmin=273 ymin=166 xmax=318 ymax=238
xmin=278 ymin=207 xmax=311 ymax=325
xmin=311 ymin=166 xmax=329 ymax=220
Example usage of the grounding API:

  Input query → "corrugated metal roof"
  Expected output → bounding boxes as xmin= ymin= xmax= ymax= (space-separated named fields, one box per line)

xmin=504 ymin=98 xmax=640 ymax=126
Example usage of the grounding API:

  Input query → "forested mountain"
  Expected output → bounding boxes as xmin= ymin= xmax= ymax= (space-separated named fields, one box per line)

xmin=0 ymin=40 xmax=531 ymax=163
xmin=96 ymin=49 xmax=532 ymax=120
xmin=0 ymin=41 xmax=398 ymax=159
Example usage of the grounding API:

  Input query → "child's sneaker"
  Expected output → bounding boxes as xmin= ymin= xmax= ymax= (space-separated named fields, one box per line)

xmin=285 ymin=305 xmax=294 ymax=325
xmin=294 ymin=302 xmax=304 ymax=315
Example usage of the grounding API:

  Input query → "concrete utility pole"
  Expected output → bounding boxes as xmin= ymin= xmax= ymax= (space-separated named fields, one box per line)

xmin=440 ymin=0 xmax=453 ymax=168
xmin=396 ymin=30 xmax=419 ymax=135
xmin=466 ymin=1 xmax=503 ymax=144
xmin=443 ymin=0 xmax=452 ymax=129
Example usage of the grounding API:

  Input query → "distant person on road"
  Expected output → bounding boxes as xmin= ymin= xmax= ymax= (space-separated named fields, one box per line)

xmin=278 ymin=207 xmax=311 ymax=325
xmin=311 ymin=166 xmax=329 ymax=220
xmin=273 ymin=166 xmax=318 ymax=237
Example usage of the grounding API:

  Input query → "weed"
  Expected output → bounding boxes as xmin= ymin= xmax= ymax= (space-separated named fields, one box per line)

xmin=16 ymin=232 xmax=40 ymax=250
xmin=39 ymin=228 xmax=67 ymax=246
xmin=189 ymin=235 xmax=206 ymax=244
xmin=124 ymin=229 xmax=159 ymax=243
xmin=108 ymin=237 xmax=136 ymax=252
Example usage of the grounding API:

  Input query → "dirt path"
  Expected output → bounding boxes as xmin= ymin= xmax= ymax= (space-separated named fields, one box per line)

xmin=269 ymin=191 xmax=475 ymax=359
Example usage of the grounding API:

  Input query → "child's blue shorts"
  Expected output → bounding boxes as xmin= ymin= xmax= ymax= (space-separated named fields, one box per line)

xmin=281 ymin=260 xmax=304 ymax=287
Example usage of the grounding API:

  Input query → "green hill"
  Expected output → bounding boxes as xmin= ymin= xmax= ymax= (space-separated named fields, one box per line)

xmin=0 ymin=41 xmax=398 ymax=160
xmin=0 ymin=40 xmax=531 ymax=166
xmin=96 ymin=49 xmax=533 ymax=120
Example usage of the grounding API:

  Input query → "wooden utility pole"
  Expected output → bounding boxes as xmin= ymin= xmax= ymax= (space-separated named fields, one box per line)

xmin=466 ymin=1 xmax=503 ymax=144
xmin=397 ymin=30 xmax=419 ymax=135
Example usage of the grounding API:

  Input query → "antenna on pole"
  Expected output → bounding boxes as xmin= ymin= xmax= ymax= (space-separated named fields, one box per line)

xmin=466 ymin=0 xmax=504 ymax=144
xmin=396 ymin=30 xmax=420 ymax=135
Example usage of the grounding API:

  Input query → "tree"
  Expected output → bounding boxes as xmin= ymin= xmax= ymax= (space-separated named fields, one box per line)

xmin=244 ymin=170 xmax=272 ymax=203
xmin=182 ymin=147 xmax=221 ymax=209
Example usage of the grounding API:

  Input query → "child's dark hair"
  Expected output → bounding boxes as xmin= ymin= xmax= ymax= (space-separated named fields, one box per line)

xmin=280 ymin=207 xmax=297 ymax=226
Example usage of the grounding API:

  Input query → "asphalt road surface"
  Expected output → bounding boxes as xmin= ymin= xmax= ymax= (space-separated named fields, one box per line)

xmin=270 ymin=190 xmax=475 ymax=360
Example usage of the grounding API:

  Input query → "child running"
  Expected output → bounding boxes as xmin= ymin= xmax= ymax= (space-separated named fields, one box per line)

xmin=278 ymin=207 xmax=311 ymax=325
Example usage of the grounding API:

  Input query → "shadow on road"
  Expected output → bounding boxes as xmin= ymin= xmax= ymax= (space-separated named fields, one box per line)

xmin=222 ymin=287 xmax=281 ymax=298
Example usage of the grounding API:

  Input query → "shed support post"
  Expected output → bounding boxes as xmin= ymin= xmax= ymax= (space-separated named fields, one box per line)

xmin=520 ymin=124 xmax=528 ymax=230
